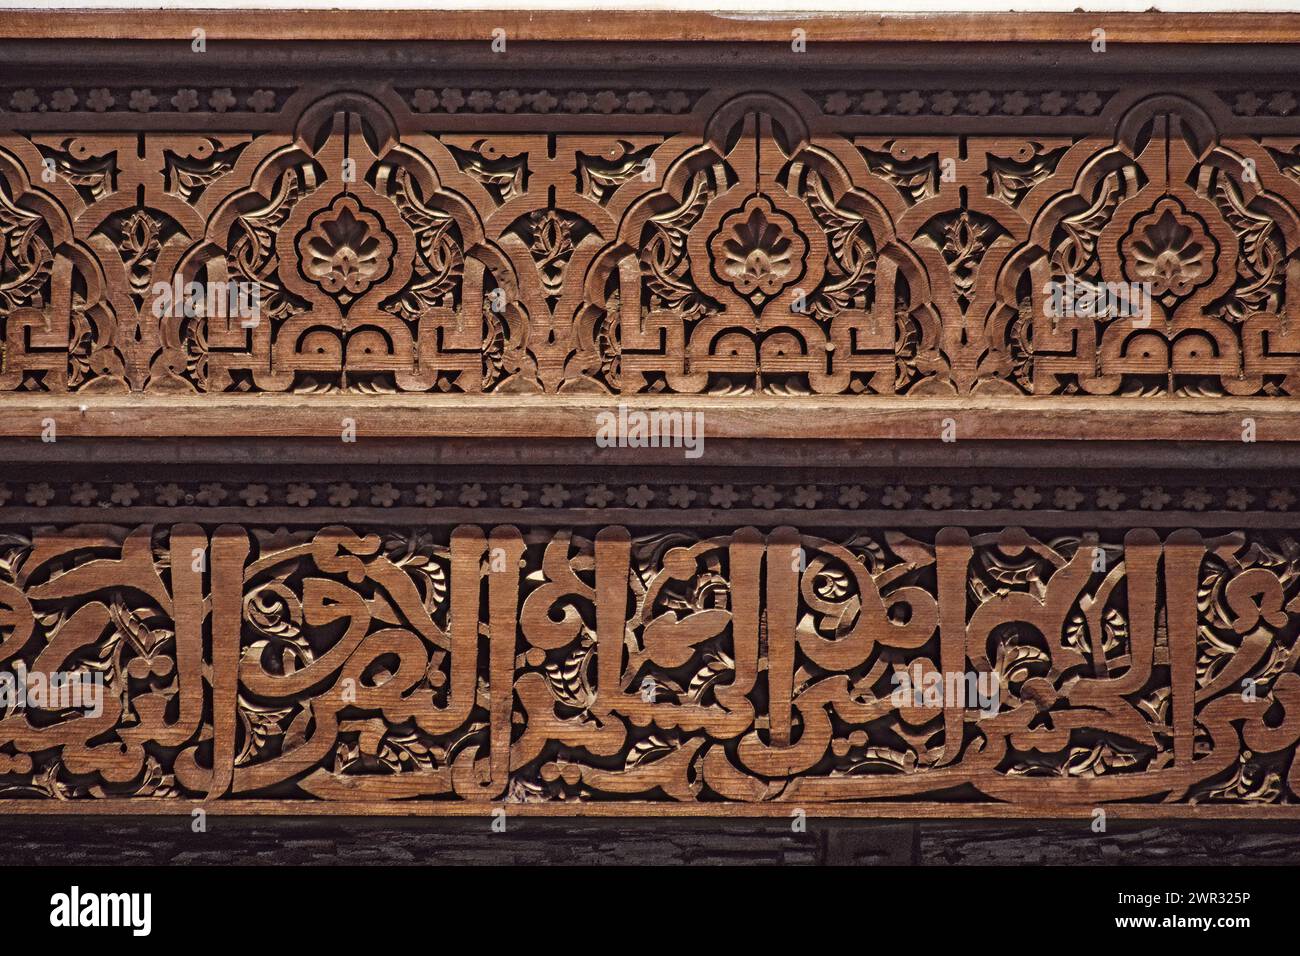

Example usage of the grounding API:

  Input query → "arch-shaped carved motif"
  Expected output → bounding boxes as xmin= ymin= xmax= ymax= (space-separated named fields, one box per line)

xmin=3 ymin=84 xmax=1300 ymax=398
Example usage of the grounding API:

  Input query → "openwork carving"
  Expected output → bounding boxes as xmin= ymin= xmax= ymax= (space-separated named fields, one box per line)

xmin=987 ymin=104 xmax=1300 ymax=398
xmin=2 ymin=519 xmax=1300 ymax=811
xmin=4 ymin=28 xmax=1300 ymax=827
xmin=4 ymin=87 xmax=1300 ymax=399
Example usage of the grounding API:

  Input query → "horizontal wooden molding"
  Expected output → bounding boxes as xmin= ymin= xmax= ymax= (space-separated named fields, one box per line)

xmin=0 ymin=395 xmax=1295 ymax=441
xmin=2 ymin=10 xmax=1300 ymax=45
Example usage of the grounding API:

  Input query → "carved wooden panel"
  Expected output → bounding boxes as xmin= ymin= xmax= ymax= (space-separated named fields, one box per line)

xmin=3 ymin=84 xmax=1300 ymax=399
xmin=0 ymin=490 xmax=1298 ymax=813
xmin=3 ymin=13 xmax=1300 ymax=818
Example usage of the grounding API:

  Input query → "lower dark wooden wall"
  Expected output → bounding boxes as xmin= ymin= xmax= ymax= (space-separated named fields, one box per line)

xmin=3 ymin=818 xmax=1296 ymax=866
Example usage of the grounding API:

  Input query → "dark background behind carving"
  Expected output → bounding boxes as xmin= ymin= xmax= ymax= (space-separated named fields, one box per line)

xmin=4 ymin=818 xmax=1296 ymax=866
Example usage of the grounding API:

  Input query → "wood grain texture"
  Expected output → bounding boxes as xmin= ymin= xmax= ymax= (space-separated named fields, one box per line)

xmin=0 ymin=396 xmax=1291 ymax=441
xmin=2 ymin=10 xmax=1300 ymax=44
xmin=2 ymin=21 xmax=1300 ymax=820
xmin=0 ymin=516 xmax=1297 ymax=814
xmin=2 ymin=65 xmax=1300 ymax=440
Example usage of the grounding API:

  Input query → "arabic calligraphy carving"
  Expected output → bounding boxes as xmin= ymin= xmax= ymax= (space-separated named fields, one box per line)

xmin=3 ymin=521 xmax=1299 ymax=809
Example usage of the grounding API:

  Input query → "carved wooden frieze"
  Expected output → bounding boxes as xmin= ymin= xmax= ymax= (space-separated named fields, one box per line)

xmin=3 ymin=83 xmax=1300 ymax=400
xmin=0 ymin=509 xmax=1297 ymax=813
xmin=3 ymin=13 xmax=1300 ymax=819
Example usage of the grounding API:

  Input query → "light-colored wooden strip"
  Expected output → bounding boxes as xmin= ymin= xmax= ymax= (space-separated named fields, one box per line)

xmin=1 ymin=10 xmax=1298 ymax=44
xmin=0 ymin=395 xmax=1295 ymax=441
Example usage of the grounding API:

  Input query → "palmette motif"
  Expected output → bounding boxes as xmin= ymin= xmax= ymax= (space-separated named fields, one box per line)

xmin=6 ymin=88 xmax=1300 ymax=398
xmin=2 ymin=521 xmax=1299 ymax=809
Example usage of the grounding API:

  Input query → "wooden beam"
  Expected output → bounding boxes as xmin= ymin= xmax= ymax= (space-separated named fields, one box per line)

xmin=0 ymin=395 xmax=1295 ymax=442
xmin=0 ymin=9 xmax=1298 ymax=44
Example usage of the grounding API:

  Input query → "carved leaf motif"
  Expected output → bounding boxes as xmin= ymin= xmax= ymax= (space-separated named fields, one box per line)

xmin=986 ymin=143 xmax=1066 ymax=205
xmin=804 ymin=172 xmax=877 ymax=318
xmin=577 ymin=142 xmax=658 ymax=203
xmin=235 ymin=695 xmax=295 ymax=767
xmin=445 ymin=142 xmax=526 ymax=203
xmin=384 ymin=167 xmax=464 ymax=320
xmin=640 ymin=174 xmax=712 ymax=316
xmin=0 ymin=180 xmax=52 ymax=314
xmin=862 ymin=145 xmax=939 ymax=205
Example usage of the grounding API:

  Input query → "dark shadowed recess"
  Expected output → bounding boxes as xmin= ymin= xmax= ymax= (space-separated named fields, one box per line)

xmin=3 ymin=817 xmax=1297 ymax=866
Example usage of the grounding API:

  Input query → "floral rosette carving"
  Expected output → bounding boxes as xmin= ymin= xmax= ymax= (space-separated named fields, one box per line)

xmin=296 ymin=195 xmax=395 ymax=308
xmin=1121 ymin=196 xmax=1217 ymax=301
xmin=710 ymin=195 xmax=806 ymax=304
